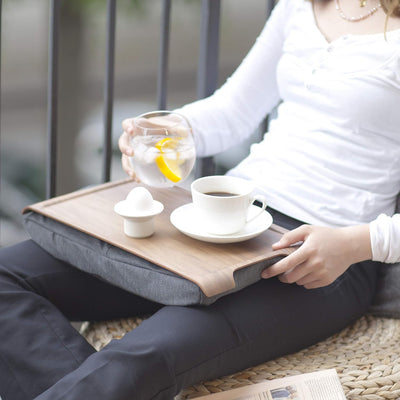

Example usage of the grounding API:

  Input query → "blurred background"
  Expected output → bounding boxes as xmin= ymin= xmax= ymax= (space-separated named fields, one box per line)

xmin=1 ymin=0 xmax=269 ymax=247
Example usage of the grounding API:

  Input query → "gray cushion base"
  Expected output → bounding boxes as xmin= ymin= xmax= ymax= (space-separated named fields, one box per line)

xmin=23 ymin=211 xmax=285 ymax=306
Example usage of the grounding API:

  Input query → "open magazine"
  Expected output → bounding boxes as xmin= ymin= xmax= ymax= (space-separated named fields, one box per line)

xmin=195 ymin=369 xmax=346 ymax=400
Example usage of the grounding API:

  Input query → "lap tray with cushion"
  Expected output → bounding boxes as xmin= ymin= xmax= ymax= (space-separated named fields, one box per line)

xmin=23 ymin=179 xmax=293 ymax=306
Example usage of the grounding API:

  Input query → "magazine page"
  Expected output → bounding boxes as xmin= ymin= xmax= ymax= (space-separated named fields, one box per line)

xmin=194 ymin=369 xmax=346 ymax=400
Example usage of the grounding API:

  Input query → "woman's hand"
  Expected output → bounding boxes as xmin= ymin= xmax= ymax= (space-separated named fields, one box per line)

xmin=119 ymin=118 xmax=137 ymax=180
xmin=261 ymin=224 xmax=373 ymax=289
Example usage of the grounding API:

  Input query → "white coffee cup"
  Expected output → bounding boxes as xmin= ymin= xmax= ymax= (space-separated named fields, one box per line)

xmin=191 ymin=175 xmax=267 ymax=235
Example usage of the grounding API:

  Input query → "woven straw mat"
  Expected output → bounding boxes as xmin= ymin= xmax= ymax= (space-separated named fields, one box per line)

xmin=80 ymin=315 xmax=400 ymax=400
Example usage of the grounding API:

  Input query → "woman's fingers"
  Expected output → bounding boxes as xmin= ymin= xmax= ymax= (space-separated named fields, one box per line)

xmin=261 ymin=245 xmax=308 ymax=279
xmin=278 ymin=260 xmax=316 ymax=284
xmin=272 ymin=225 xmax=309 ymax=250
xmin=121 ymin=154 xmax=139 ymax=181
xmin=119 ymin=132 xmax=134 ymax=156
xmin=119 ymin=120 xmax=137 ymax=178
xmin=275 ymin=259 xmax=334 ymax=288
xmin=122 ymin=118 xmax=135 ymax=134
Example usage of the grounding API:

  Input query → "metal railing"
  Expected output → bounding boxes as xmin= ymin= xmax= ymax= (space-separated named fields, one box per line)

xmin=0 ymin=0 xmax=2 ymax=204
xmin=1 ymin=0 xmax=274 ymax=200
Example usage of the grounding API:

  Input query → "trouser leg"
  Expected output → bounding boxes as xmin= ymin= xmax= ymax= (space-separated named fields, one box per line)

xmin=35 ymin=257 xmax=377 ymax=400
xmin=0 ymin=240 xmax=162 ymax=400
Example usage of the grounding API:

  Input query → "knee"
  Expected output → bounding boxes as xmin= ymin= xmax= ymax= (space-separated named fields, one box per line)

xmin=0 ymin=241 xmax=40 ymax=292
xmin=0 ymin=262 xmax=29 ymax=293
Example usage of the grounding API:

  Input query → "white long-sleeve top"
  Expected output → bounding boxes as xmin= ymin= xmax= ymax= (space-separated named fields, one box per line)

xmin=176 ymin=0 xmax=400 ymax=263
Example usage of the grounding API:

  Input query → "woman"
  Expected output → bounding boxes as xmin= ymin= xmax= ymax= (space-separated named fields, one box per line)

xmin=121 ymin=0 xmax=400 ymax=286
xmin=1 ymin=0 xmax=399 ymax=399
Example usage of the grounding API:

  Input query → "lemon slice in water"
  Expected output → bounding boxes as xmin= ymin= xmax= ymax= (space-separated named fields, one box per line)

xmin=155 ymin=137 xmax=182 ymax=183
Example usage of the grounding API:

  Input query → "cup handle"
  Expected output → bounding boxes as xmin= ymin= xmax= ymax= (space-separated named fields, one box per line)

xmin=246 ymin=194 xmax=268 ymax=223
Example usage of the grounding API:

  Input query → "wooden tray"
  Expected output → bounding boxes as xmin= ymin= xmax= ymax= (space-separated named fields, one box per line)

xmin=23 ymin=179 xmax=293 ymax=297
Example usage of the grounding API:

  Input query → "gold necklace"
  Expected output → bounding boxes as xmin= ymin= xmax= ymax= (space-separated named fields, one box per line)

xmin=335 ymin=0 xmax=382 ymax=21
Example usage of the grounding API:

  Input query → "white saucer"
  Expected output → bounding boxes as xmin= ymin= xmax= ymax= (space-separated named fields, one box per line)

xmin=170 ymin=203 xmax=273 ymax=244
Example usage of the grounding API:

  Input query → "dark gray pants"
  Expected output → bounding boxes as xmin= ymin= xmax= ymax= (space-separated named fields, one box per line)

xmin=0 ymin=210 xmax=378 ymax=400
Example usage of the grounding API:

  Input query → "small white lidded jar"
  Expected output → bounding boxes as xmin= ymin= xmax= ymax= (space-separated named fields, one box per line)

xmin=114 ymin=187 xmax=164 ymax=238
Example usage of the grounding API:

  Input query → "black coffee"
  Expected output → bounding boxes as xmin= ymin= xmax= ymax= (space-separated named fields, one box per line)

xmin=204 ymin=191 xmax=239 ymax=197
